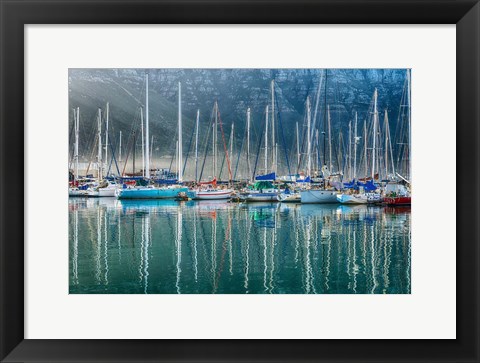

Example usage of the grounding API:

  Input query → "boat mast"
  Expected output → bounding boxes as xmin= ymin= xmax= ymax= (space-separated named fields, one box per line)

xmin=140 ymin=107 xmax=145 ymax=177
xmin=315 ymin=129 xmax=319 ymax=175
xmin=105 ymin=102 xmax=109 ymax=176
xmin=348 ymin=120 xmax=352 ymax=180
xmin=178 ymin=82 xmax=182 ymax=183
xmin=246 ymin=107 xmax=251 ymax=181
xmin=150 ymin=136 xmax=154 ymax=171
xmin=145 ymin=73 xmax=150 ymax=179
xmin=327 ymin=105 xmax=332 ymax=173
xmin=385 ymin=109 xmax=395 ymax=179
xmin=74 ymin=107 xmax=79 ymax=181
xmin=307 ymin=96 xmax=312 ymax=177
xmin=97 ymin=108 xmax=102 ymax=180
xmin=213 ymin=101 xmax=218 ymax=179
xmin=119 ymin=131 xmax=122 ymax=162
xmin=364 ymin=118 xmax=367 ymax=179
xmin=195 ymin=109 xmax=200 ymax=183
xmin=271 ymin=80 xmax=276 ymax=173
xmin=175 ymin=140 xmax=179 ymax=178
xmin=265 ymin=105 xmax=269 ymax=174
xmin=229 ymin=122 xmax=234 ymax=181
xmin=407 ymin=69 xmax=411 ymax=181
xmin=296 ymin=121 xmax=300 ymax=171
xmin=133 ymin=131 xmax=136 ymax=175
xmin=384 ymin=110 xmax=389 ymax=179
xmin=371 ymin=88 xmax=378 ymax=179
xmin=353 ymin=112 xmax=358 ymax=179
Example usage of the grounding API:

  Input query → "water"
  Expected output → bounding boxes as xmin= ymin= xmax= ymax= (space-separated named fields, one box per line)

xmin=69 ymin=199 xmax=411 ymax=294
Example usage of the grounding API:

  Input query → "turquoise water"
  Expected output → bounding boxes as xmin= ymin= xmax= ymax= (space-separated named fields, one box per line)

xmin=69 ymin=199 xmax=411 ymax=294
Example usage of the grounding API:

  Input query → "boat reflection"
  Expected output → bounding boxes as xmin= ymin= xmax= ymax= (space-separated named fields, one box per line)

xmin=69 ymin=199 xmax=411 ymax=294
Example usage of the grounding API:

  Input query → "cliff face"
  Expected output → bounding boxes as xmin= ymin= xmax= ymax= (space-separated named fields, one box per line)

xmin=69 ymin=68 xmax=407 ymax=167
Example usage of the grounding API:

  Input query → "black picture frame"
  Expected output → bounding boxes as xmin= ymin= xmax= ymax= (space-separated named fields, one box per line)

xmin=1 ymin=0 xmax=478 ymax=362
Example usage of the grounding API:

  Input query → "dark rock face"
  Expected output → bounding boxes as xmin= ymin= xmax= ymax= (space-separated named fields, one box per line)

xmin=69 ymin=68 xmax=407 ymax=163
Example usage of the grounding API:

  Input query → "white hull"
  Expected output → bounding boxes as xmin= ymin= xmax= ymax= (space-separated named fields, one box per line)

xmin=192 ymin=189 xmax=233 ymax=200
xmin=86 ymin=186 xmax=117 ymax=197
xmin=336 ymin=193 xmax=368 ymax=204
xmin=69 ymin=189 xmax=87 ymax=197
xmin=278 ymin=193 xmax=301 ymax=203
xmin=300 ymin=189 xmax=338 ymax=204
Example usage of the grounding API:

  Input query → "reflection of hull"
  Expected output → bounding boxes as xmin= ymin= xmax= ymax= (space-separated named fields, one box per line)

xmin=117 ymin=187 xmax=188 ymax=199
xmin=245 ymin=193 xmax=279 ymax=202
xmin=337 ymin=194 xmax=368 ymax=204
xmin=300 ymin=203 xmax=339 ymax=217
xmin=186 ymin=200 xmax=231 ymax=211
xmin=69 ymin=188 xmax=87 ymax=197
xmin=118 ymin=199 xmax=180 ymax=213
xmin=278 ymin=193 xmax=301 ymax=203
xmin=384 ymin=196 xmax=411 ymax=206
xmin=300 ymin=190 xmax=338 ymax=204
xmin=191 ymin=189 xmax=233 ymax=200
xmin=86 ymin=187 xmax=117 ymax=197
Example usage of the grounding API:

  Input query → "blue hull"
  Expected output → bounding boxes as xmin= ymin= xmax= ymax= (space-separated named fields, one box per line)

xmin=117 ymin=187 xmax=188 ymax=199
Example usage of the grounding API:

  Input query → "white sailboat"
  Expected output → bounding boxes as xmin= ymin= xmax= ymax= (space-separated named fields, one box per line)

xmin=190 ymin=101 xmax=233 ymax=200
xmin=337 ymin=89 xmax=382 ymax=204
xmin=86 ymin=103 xmax=117 ymax=197
xmin=246 ymin=100 xmax=279 ymax=203
xmin=69 ymin=107 xmax=88 ymax=197
xmin=300 ymin=86 xmax=338 ymax=204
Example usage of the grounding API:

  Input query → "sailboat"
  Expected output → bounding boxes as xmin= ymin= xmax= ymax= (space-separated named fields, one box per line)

xmin=245 ymin=173 xmax=279 ymax=202
xmin=191 ymin=178 xmax=233 ymax=200
xmin=277 ymin=185 xmax=301 ymax=203
xmin=69 ymin=107 xmax=88 ymax=197
xmin=85 ymin=103 xmax=118 ymax=197
xmin=188 ymin=102 xmax=233 ymax=200
xmin=246 ymin=95 xmax=279 ymax=202
xmin=384 ymin=70 xmax=411 ymax=206
xmin=337 ymin=89 xmax=383 ymax=204
xmin=299 ymin=77 xmax=338 ymax=204
xmin=117 ymin=75 xmax=188 ymax=199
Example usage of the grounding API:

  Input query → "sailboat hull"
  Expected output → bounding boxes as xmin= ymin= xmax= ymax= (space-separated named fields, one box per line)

xmin=384 ymin=196 xmax=411 ymax=206
xmin=191 ymin=189 xmax=233 ymax=200
xmin=69 ymin=189 xmax=87 ymax=197
xmin=278 ymin=193 xmax=301 ymax=203
xmin=337 ymin=194 xmax=368 ymax=204
xmin=245 ymin=193 xmax=279 ymax=202
xmin=300 ymin=190 xmax=338 ymax=204
xmin=117 ymin=187 xmax=188 ymax=199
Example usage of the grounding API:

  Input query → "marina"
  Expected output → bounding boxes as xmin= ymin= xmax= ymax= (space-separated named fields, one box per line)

xmin=69 ymin=68 xmax=411 ymax=294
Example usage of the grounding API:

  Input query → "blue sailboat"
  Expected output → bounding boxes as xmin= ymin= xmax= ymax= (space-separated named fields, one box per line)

xmin=117 ymin=74 xmax=187 ymax=200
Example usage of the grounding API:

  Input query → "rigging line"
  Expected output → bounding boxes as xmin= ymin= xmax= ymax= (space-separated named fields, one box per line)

xmin=297 ymin=105 xmax=308 ymax=174
xmin=121 ymin=107 xmax=142 ymax=176
xmin=198 ymin=106 xmax=214 ymax=182
xmin=233 ymin=122 xmax=246 ymax=180
xmin=252 ymin=110 xmax=266 ymax=180
xmin=85 ymin=133 xmax=98 ymax=177
xmin=105 ymin=127 xmax=121 ymax=177
xmin=275 ymin=84 xmax=291 ymax=176
xmin=218 ymin=125 xmax=232 ymax=181
xmin=216 ymin=107 xmax=233 ymax=183
xmin=68 ymin=110 xmax=76 ymax=169
xmin=182 ymin=119 xmax=196 ymax=176
xmin=322 ymin=69 xmax=328 ymax=166
xmin=168 ymin=120 xmax=179 ymax=175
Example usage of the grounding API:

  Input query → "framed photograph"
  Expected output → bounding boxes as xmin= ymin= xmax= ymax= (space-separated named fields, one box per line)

xmin=1 ymin=0 xmax=478 ymax=362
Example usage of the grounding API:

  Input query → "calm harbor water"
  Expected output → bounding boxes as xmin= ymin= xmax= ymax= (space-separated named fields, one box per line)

xmin=69 ymin=199 xmax=411 ymax=294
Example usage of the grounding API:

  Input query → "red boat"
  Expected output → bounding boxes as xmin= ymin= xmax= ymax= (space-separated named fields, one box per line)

xmin=384 ymin=196 xmax=411 ymax=206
